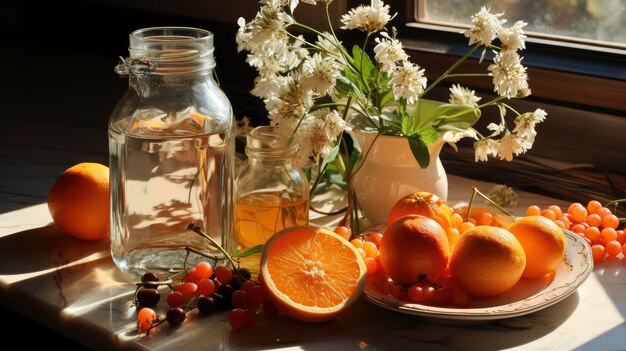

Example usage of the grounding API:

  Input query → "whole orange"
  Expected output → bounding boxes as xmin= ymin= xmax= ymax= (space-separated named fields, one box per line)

xmin=508 ymin=216 xmax=566 ymax=279
xmin=449 ymin=226 xmax=526 ymax=297
xmin=387 ymin=191 xmax=453 ymax=237
xmin=47 ymin=162 xmax=110 ymax=241
xmin=380 ymin=215 xmax=449 ymax=284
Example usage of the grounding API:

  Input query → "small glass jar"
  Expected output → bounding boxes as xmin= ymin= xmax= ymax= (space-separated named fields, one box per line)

xmin=108 ymin=27 xmax=234 ymax=277
xmin=232 ymin=126 xmax=309 ymax=273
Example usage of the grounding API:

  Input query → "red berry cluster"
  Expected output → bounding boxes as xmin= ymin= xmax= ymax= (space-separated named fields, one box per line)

xmin=134 ymin=262 xmax=277 ymax=332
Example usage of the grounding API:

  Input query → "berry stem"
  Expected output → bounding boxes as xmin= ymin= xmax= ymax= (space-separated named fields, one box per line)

xmin=186 ymin=224 xmax=246 ymax=281
xmin=135 ymin=279 xmax=173 ymax=288
xmin=467 ymin=186 xmax=517 ymax=222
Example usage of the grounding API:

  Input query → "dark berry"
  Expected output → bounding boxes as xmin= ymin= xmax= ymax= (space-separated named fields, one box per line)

xmin=197 ymin=296 xmax=217 ymax=314
xmin=141 ymin=272 xmax=159 ymax=282
xmin=218 ymin=284 xmax=235 ymax=302
xmin=136 ymin=288 xmax=160 ymax=306
xmin=166 ymin=307 xmax=186 ymax=326
xmin=236 ymin=268 xmax=252 ymax=280
xmin=209 ymin=292 xmax=225 ymax=308
xmin=230 ymin=275 xmax=243 ymax=290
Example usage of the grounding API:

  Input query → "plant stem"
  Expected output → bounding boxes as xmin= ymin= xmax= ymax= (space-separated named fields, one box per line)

xmin=421 ymin=44 xmax=481 ymax=98
xmin=467 ymin=186 xmax=517 ymax=221
xmin=310 ymin=102 xmax=350 ymax=110
xmin=324 ymin=3 xmax=353 ymax=65
xmin=604 ymin=199 xmax=626 ymax=207
xmin=444 ymin=73 xmax=491 ymax=78
xmin=287 ymin=112 xmax=309 ymax=145
xmin=502 ymin=103 xmax=523 ymax=117
xmin=465 ymin=187 xmax=478 ymax=222
xmin=187 ymin=224 xmax=239 ymax=272
xmin=291 ymin=21 xmax=325 ymax=38
xmin=475 ymin=95 xmax=508 ymax=109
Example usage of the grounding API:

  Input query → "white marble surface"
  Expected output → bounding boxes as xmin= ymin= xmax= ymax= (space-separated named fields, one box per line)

xmin=1 ymin=125 xmax=625 ymax=350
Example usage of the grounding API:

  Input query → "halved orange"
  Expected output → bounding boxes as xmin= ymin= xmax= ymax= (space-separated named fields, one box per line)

xmin=260 ymin=226 xmax=367 ymax=322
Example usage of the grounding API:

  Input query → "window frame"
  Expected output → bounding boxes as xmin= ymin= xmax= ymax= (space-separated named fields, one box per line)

xmin=366 ymin=0 xmax=626 ymax=114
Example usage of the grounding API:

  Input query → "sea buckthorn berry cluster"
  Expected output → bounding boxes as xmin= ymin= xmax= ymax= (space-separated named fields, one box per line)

xmin=528 ymin=200 xmax=625 ymax=263
xmin=134 ymin=262 xmax=277 ymax=333
xmin=350 ymin=235 xmax=382 ymax=276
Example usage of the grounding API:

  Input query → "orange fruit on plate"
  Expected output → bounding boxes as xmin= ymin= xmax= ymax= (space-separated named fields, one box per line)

xmin=47 ymin=162 xmax=110 ymax=241
xmin=449 ymin=226 xmax=526 ymax=297
xmin=380 ymin=215 xmax=450 ymax=284
xmin=387 ymin=192 xmax=453 ymax=233
xmin=260 ymin=226 xmax=367 ymax=322
xmin=508 ymin=216 xmax=566 ymax=279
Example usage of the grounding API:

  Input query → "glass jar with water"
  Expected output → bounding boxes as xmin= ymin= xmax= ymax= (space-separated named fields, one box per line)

xmin=109 ymin=27 xmax=234 ymax=277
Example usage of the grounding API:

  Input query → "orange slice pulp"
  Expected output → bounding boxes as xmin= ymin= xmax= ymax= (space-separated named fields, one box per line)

xmin=260 ymin=226 xmax=367 ymax=322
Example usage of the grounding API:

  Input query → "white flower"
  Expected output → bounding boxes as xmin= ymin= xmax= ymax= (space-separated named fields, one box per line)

xmin=497 ymin=131 xmax=531 ymax=161
xmin=264 ymin=76 xmax=314 ymax=131
xmin=319 ymin=109 xmax=349 ymax=136
xmin=316 ymin=32 xmax=348 ymax=65
xmin=488 ymin=50 xmax=529 ymax=98
xmin=293 ymin=109 xmax=347 ymax=166
xmin=389 ymin=61 xmax=427 ymax=104
xmin=448 ymin=84 xmax=481 ymax=107
xmin=251 ymin=74 xmax=290 ymax=99
xmin=442 ymin=129 xmax=478 ymax=151
xmin=512 ymin=108 xmax=546 ymax=141
xmin=474 ymin=138 xmax=499 ymax=162
xmin=236 ymin=1 xmax=307 ymax=81
xmin=464 ymin=7 xmax=506 ymax=47
xmin=236 ymin=18 xmax=253 ymax=52
xmin=308 ymin=110 xmax=347 ymax=161
xmin=498 ymin=21 xmax=527 ymax=51
xmin=300 ymin=53 xmax=341 ymax=95
xmin=239 ymin=1 xmax=291 ymax=49
xmin=289 ymin=35 xmax=311 ymax=68
xmin=487 ymin=122 xmax=504 ymax=137
xmin=340 ymin=0 xmax=392 ymax=33
xmin=373 ymin=34 xmax=408 ymax=73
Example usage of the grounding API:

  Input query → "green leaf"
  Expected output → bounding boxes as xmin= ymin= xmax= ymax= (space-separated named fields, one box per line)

xmin=418 ymin=127 xmax=439 ymax=145
xmin=423 ymin=103 xmax=481 ymax=128
xmin=408 ymin=134 xmax=431 ymax=169
xmin=401 ymin=112 xmax=417 ymax=136
xmin=443 ymin=108 xmax=481 ymax=129
xmin=344 ymin=67 xmax=365 ymax=92
xmin=351 ymin=45 xmax=376 ymax=84
xmin=233 ymin=244 xmax=263 ymax=258
xmin=335 ymin=76 xmax=356 ymax=96
xmin=320 ymin=145 xmax=340 ymax=172
xmin=378 ymin=125 xmax=403 ymax=136
xmin=349 ymin=148 xmax=361 ymax=168
xmin=379 ymin=89 xmax=394 ymax=107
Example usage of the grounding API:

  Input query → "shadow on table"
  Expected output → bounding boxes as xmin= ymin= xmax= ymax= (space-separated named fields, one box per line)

xmin=227 ymin=293 xmax=579 ymax=351
xmin=0 ymin=224 xmax=109 ymax=275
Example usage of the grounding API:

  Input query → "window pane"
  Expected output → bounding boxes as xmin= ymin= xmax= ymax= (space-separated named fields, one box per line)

xmin=419 ymin=0 xmax=626 ymax=47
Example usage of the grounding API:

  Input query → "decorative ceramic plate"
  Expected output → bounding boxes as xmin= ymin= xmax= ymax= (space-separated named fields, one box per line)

xmin=363 ymin=226 xmax=593 ymax=322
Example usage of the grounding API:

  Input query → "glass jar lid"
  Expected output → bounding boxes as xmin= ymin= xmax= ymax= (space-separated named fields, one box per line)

xmin=117 ymin=27 xmax=215 ymax=76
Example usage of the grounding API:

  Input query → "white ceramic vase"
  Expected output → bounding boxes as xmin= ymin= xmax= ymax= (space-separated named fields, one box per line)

xmin=350 ymin=128 xmax=448 ymax=225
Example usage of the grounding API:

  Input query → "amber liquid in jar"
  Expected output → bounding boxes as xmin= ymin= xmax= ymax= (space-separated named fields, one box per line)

xmin=234 ymin=190 xmax=309 ymax=272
